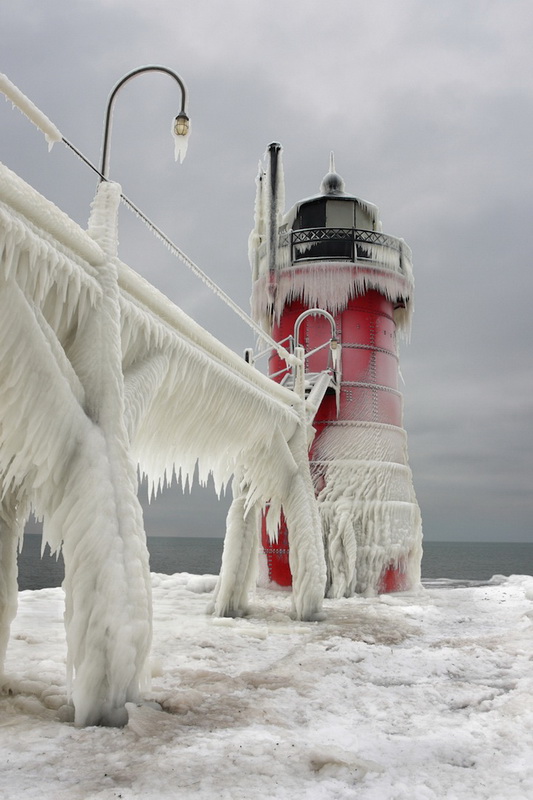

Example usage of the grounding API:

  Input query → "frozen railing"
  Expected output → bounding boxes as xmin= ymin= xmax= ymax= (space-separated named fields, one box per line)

xmin=245 ymin=335 xmax=335 ymax=382
xmin=243 ymin=308 xmax=341 ymax=416
xmin=253 ymin=227 xmax=412 ymax=276
xmin=279 ymin=227 xmax=412 ymax=274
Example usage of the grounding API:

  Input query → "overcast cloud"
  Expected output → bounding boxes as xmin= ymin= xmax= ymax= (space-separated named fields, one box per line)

xmin=2 ymin=0 xmax=532 ymax=542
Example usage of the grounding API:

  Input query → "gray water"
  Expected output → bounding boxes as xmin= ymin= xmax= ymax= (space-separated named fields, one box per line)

xmin=16 ymin=536 xmax=533 ymax=591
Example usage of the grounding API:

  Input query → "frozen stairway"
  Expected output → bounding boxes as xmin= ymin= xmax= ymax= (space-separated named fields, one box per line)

xmin=282 ymin=368 xmax=340 ymax=422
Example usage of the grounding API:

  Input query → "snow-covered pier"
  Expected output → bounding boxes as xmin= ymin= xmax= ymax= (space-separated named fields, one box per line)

xmin=0 ymin=157 xmax=324 ymax=725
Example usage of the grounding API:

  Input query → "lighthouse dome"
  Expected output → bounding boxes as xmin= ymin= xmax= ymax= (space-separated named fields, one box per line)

xmin=283 ymin=154 xmax=381 ymax=253
xmin=320 ymin=154 xmax=346 ymax=196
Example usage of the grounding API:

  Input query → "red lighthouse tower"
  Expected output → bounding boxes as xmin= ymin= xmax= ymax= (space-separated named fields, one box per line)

xmin=250 ymin=144 xmax=422 ymax=596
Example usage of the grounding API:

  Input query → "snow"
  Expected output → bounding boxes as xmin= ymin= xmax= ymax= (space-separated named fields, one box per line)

xmin=1 ymin=574 xmax=532 ymax=799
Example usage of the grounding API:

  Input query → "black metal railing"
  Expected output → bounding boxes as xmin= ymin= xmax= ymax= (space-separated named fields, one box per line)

xmin=278 ymin=227 xmax=408 ymax=272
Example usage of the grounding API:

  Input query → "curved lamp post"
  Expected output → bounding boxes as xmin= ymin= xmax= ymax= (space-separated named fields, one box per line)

xmin=99 ymin=65 xmax=190 ymax=181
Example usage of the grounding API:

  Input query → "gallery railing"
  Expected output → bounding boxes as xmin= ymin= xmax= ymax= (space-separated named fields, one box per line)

xmin=276 ymin=227 xmax=410 ymax=275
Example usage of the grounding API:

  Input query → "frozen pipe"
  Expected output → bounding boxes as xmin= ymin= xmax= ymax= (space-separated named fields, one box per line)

xmin=267 ymin=142 xmax=282 ymax=274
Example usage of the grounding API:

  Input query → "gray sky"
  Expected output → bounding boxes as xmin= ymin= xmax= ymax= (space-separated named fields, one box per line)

xmin=2 ymin=0 xmax=532 ymax=542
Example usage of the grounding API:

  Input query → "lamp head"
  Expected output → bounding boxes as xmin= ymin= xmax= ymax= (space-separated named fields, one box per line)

xmin=174 ymin=112 xmax=190 ymax=136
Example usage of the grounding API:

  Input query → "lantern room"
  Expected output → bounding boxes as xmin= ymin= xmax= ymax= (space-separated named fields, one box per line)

xmin=282 ymin=158 xmax=402 ymax=268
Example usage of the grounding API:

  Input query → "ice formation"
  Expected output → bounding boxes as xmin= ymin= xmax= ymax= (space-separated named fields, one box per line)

xmin=172 ymin=117 xmax=190 ymax=164
xmin=0 ymin=160 xmax=325 ymax=725
xmin=312 ymin=423 xmax=422 ymax=597
xmin=251 ymin=260 xmax=414 ymax=340
xmin=0 ymin=168 xmax=151 ymax=726
xmin=0 ymin=73 xmax=62 ymax=150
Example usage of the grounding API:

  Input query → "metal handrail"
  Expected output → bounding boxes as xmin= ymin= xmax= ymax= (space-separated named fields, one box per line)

xmin=251 ymin=334 xmax=293 ymax=365
xmin=290 ymin=227 xmax=402 ymax=250
xmin=292 ymin=309 xmax=340 ymax=402
xmin=275 ymin=226 xmax=410 ymax=273
xmin=294 ymin=308 xmax=337 ymax=349
xmin=303 ymin=339 xmax=334 ymax=360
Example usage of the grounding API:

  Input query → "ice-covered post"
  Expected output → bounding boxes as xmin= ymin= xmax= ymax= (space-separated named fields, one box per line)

xmin=54 ymin=181 xmax=154 ymax=727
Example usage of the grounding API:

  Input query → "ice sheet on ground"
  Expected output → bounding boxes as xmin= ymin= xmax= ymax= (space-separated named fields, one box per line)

xmin=1 ymin=573 xmax=532 ymax=799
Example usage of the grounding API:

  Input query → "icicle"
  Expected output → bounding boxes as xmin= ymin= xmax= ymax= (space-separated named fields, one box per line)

xmin=251 ymin=262 xmax=414 ymax=340
xmin=282 ymin=413 xmax=326 ymax=620
xmin=0 ymin=164 xmax=105 ymax=269
xmin=249 ymin=162 xmax=266 ymax=281
xmin=87 ymin=181 xmax=122 ymax=257
xmin=172 ymin=117 xmax=190 ymax=164
xmin=312 ymin=420 xmax=422 ymax=596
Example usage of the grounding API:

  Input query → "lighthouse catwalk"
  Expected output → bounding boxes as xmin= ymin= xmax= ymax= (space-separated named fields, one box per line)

xmin=250 ymin=143 xmax=423 ymax=598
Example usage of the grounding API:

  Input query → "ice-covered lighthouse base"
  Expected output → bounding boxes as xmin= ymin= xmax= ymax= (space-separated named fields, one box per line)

xmin=313 ymin=421 xmax=422 ymax=598
xmin=260 ymin=420 xmax=423 ymax=599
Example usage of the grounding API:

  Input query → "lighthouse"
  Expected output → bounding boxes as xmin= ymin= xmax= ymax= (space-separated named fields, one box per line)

xmin=249 ymin=143 xmax=422 ymax=597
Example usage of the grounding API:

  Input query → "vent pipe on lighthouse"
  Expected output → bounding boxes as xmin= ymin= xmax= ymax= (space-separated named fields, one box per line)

xmin=266 ymin=142 xmax=283 ymax=276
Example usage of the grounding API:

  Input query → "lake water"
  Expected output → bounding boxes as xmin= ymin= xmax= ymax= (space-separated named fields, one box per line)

xmin=15 ymin=536 xmax=533 ymax=591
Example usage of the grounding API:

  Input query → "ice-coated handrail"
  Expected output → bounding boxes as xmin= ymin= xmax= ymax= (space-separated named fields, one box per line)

xmin=0 ymin=73 xmax=62 ymax=150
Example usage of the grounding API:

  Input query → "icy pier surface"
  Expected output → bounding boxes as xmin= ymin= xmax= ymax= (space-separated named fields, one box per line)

xmin=1 ymin=574 xmax=532 ymax=799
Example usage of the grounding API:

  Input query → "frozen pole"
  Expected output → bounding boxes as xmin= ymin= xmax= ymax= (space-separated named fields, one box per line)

xmin=267 ymin=142 xmax=282 ymax=275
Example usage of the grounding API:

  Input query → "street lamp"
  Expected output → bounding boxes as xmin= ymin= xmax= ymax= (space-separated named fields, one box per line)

xmin=99 ymin=65 xmax=190 ymax=181
xmin=173 ymin=111 xmax=190 ymax=137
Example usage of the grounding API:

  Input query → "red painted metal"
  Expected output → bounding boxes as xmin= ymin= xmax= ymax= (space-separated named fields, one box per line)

xmin=377 ymin=563 xmax=408 ymax=593
xmin=261 ymin=511 xmax=291 ymax=586
xmin=262 ymin=284 xmax=405 ymax=592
